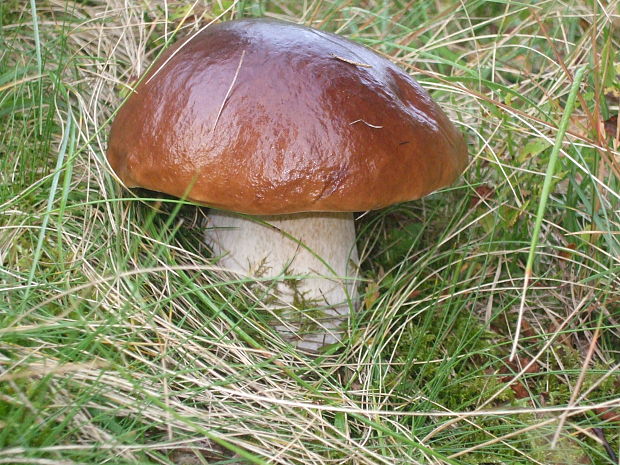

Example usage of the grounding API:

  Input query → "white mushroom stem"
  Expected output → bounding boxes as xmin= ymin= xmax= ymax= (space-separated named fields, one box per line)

xmin=205 ymin=210 xmax=359 ymax=352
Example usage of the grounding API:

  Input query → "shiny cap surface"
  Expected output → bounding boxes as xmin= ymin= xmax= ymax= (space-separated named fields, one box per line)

xmin=107 ymin=18 xmax=468 ymax=214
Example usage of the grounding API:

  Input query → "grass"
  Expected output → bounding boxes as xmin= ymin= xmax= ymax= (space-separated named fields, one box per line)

xmin=1 ymin=0 xmax=619 ymax=464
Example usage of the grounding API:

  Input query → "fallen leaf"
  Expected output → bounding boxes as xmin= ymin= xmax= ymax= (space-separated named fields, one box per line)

xmin=559 ymin=242 xmax=577 ymax=259
xmin=470 ymin=184 xmax=494 ymax=207
xmin=595 ymin=407 xmax=620 ymax=423
xmin=603 ymin=114 xmax=618 ymax=139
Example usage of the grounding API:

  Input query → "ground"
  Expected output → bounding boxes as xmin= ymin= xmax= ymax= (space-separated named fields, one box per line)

xmin=0 ymin=1 xmax=619 ymax=464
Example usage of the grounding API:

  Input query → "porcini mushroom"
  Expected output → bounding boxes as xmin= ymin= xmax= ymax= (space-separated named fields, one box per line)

xmin=106 ymin=18 xmax=468 ymax=352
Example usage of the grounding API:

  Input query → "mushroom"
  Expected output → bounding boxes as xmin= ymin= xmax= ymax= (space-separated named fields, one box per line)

xmin=106 ymin=18 xmax=468 ymax=352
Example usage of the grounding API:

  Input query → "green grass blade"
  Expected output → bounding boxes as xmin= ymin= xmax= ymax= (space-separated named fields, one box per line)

xmin=20 ymin=108 xmax=73 ymax=311
xmin=510 ymin=66 xmax=587 ymax=361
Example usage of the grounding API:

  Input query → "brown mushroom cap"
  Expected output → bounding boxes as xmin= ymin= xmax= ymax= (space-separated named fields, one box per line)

xmin=107 ymin=18 xmax=467 ymax=215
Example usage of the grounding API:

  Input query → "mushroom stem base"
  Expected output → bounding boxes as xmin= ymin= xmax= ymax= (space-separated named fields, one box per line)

xmin=205 ymin=211 xmax=359 ymax=352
